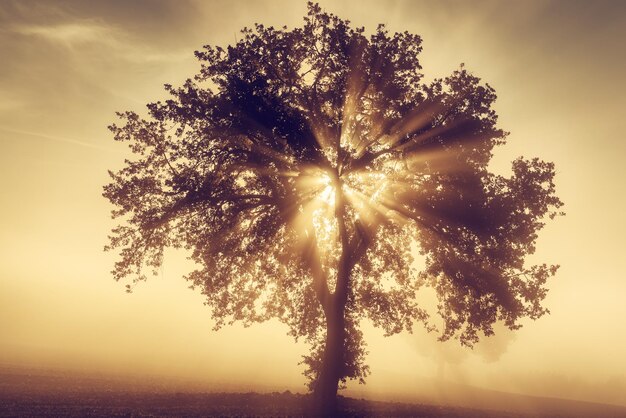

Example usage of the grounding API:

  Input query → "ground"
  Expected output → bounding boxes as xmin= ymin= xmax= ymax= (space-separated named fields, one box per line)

xmin=1 ymin=367 xmax=624 ymax=417
xmin=0 ymin=391 xmax=543 ymax=417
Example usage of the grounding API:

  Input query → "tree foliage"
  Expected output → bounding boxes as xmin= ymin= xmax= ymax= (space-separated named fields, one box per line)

xmin=104 ymin=2 xmax=563 ymax=390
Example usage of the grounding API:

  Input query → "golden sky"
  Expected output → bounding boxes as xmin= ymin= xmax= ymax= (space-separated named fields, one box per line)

xmin=1 ymin=0 xmax=625 ymax=408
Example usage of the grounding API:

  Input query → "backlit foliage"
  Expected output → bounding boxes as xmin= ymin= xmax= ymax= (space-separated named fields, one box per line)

xmin=104 ymin=2 xmax=563 ymax=388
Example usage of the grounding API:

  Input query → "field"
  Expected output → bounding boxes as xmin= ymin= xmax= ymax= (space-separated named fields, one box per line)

xmin=0 ymin=391 xmax=532 ymax=418
xmin=1 ymin=368 xmax=624 ymax=417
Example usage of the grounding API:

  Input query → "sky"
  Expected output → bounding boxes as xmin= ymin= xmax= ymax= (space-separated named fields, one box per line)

xmin=1 ymin=0 xmax=625 ymax=408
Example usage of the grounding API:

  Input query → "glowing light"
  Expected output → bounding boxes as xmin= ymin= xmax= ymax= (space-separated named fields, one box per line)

xmin=317 ymin=173 xmax=336 ymax=207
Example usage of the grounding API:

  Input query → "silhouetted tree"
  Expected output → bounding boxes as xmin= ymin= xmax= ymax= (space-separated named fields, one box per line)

xmin=104 ymin=3 xmax=563 ymax=414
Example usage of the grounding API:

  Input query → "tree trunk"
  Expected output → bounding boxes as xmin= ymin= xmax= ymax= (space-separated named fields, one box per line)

xmin=311 ymin=172 xmax=352 ymax=416
xmin=313 ymin=300 xmax=346 ymax=416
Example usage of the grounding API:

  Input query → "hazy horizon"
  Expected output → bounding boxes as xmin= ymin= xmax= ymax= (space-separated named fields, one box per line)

xmin=1 ymin=0 xmax=625 ymax=410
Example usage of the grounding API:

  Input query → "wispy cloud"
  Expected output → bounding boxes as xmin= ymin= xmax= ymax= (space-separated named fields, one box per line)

xmin=0 ymin=126 xmax=123 ymax=153
xmin=7 ymin=19 xmax=192 ymax=64
xmin=9 ymin=20 xmax=121 ymax=48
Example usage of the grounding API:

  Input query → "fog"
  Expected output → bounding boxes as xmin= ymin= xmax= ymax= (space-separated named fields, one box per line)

xmin=1 ymin=0 xmax=625 ymax=408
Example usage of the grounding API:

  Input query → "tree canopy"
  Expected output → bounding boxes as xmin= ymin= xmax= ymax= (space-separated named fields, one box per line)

xmin=104 ymin=2 xmax=563 ymax=399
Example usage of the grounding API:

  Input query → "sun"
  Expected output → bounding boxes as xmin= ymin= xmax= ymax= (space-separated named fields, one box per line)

xmin=317 ymin=173 xmax=336 ymax=207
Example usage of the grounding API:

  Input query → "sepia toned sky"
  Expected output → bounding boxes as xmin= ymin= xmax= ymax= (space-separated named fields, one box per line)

xmin=1 ymin=0 xmax=625 ymax=408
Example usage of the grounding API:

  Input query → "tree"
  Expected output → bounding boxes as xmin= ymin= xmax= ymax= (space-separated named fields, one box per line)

xmin=104 ymin=3 xmax=563 ymax=414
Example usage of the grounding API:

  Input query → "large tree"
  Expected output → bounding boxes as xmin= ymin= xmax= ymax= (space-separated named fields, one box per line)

xmin=104 ymin=2 xmax=562 ymax=414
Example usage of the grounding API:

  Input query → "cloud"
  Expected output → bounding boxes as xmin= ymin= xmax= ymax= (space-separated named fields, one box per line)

xmin=0 ymin=126 xmax=122 ymax=152
xmin=8 ymin=20 xmax=192 ymax=66
xmin=0 ymin=0 xmax=204 ymax=48
xmin=10 ymin=21 xmax=119 ymax=46
xmin=0 ymin=11 xmax=196 ymax=120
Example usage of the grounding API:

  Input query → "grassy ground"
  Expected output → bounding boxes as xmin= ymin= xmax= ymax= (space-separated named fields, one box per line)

xmin=1 ymin=368 xmax=624 ymax=417
xmin=0 ymin=391 xmax=538 ymax=417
